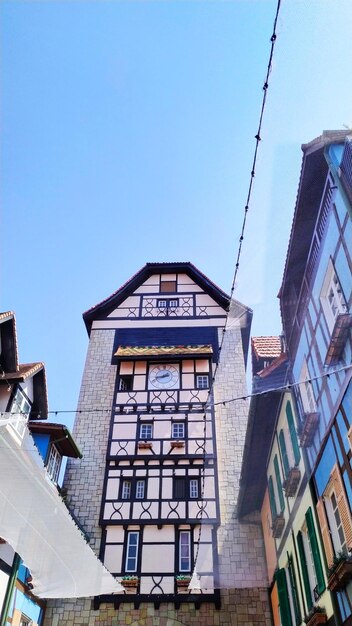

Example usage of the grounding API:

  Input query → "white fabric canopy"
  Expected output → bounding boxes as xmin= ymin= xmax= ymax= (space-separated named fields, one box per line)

xmin=0 ymin=418 xmax=123 ymax=598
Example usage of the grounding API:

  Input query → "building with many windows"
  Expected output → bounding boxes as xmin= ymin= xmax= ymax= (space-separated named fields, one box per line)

xmin=44 ymin=262 xmax=271 ymax=626
xmin=239 ymin=130 xmax=352 ymax=626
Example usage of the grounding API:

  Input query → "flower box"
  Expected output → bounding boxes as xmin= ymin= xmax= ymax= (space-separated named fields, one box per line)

xmin=272 ymin=514 xmax=285 ymax=538
xmin=299 ymin=412 xmax=319 ymax=447
xmin=304 ymin=610 xmax=327 ymax=626
xmin=170 ymin=441 xmax=185 ymax=449
xmin=138 ymin=442 xmax=153 ymax=450
xmin=176 ymin=577 xmax=191 ymax=589
xmin=283 ymin=467 xmax=301 ymax=497
xmin=121 ymin=577 xmax=139 ymax=588
xmin=328 ymin=558 xmax=352 ymax=592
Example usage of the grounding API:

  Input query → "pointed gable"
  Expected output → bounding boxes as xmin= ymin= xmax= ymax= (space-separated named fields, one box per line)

xmin=83 ymin=262 xmax=231 ymax=334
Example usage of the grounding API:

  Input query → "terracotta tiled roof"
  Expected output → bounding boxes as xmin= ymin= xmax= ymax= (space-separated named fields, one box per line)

xmin=1 ymin=362 xmax=44 ymax=381
xmin=0 ymin=311 xmax=15 ymax=322
xmin=251 ymin=336 xmax=282 ymax=359
xmin=115 ymin=345 xmax=213 ymax=357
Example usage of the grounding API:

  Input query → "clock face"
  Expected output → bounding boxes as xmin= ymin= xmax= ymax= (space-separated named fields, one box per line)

xmin=148 ymin=364 xmax=180 ymax=389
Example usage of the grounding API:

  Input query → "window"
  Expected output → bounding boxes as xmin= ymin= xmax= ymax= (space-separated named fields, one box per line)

xmin=189 ymin=479 xmax=199 ymax=499
xmin=320 ymin=259 xmax=347 ymax=333
xmin=121 ymin=479 xmax=146 ymax=500
xmin=196 ymin=374 xmax=209 ymax=390
xmin=172 ymin=422 xmax=185 ymax=440
xmin=179 ymin=531 xmax=191 ymax=572
xmin=297 ymin=508 xmax=325 ymax=610
xmin=136 ymin=480 xmax=145 ymax=500
xmin=173 ymin=477 xmax=200 ymax=500
xmin=125 ymin=532 xmax=139 ymax=572
xmin=299 ymin=359 xmax=316 ymax=414
xmin=122 ymin=480 xmax=132 ymax=500
xmin=160 ymin=280 xmax=177 ymax=293
xmin=46 ymin=445 xmax=61 ymax=483
xmin=119 ymin=376 xmax=133 ymax=391
xmin=9 ymin=387 xmax=31 ymax=438
xmin=140 ymin=423 xmax=153 ymax=440
xmin=19 ymin=616 xmax=31 ymax=626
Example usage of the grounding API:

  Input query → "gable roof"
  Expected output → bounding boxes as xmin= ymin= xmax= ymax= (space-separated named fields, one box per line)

xmin=83 ymin=262 xmax=231 ymax=334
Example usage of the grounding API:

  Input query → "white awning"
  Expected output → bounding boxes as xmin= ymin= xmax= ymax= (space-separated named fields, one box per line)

xmin=0 ymin=417 xmax=123 ymax=598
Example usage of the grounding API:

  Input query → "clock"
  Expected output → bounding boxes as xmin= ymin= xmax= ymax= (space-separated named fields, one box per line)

xmin=148 ymin=364 xmax=180 ymax=389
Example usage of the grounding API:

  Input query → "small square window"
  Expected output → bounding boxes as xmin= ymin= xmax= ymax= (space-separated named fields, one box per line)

xmin=140 ymin=423 xmax=153 ymax=440
xmin=169 ymin=299 xmax=178 ymax=308
xmin=119 ymin=376 xmax=133 ymax=391
xmin=172 ymin=422 xmax=185 ymax=439
xmin=196 ymin=375 xmax=209 ymax=390
xmin=157 ymin=299 xmax=168 ymax=308
xmin=160 ymin=280 xmax=177 ymax=293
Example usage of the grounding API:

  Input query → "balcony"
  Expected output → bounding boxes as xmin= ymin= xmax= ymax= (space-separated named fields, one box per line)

xmin=325 ymin=313 xmax=352 ymax=366
xmin=304 ymin=607 xmax=327 ymax=626
xmin=299 ymin=412 xmax=319 ymax=447
xmin=271 ymin=513 xmax=285 ymax=538
xmin=283 ymin=467 xmax=301 ymax=497
xmin=327 ymin=556 xmax=352 ymax=592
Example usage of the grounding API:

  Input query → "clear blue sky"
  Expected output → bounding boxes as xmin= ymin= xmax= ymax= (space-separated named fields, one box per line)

xmin=1 ymin=0 xmax=352 ymax=429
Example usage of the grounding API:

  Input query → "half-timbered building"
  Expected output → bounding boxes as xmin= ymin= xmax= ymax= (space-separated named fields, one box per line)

xmin=44 ymin=262 xmax=271 ymax=626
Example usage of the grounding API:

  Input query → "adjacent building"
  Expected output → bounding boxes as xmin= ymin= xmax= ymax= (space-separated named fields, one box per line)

xmin=239 ymin=130 xmax=352 ymax=626
xmin=0 ymin=312 xmax=81 ymax=626
xmin=44 ymin=262 xmax=271 ymax=626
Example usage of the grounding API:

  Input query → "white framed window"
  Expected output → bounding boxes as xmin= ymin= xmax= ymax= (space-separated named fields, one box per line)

xmin=320 ymin=259 xmax=347 ymax=333
xmin=125 ymin=532 xmax=139 ymax=572
xmin=46 ymin=445 xmax=61 ymax=483
xmin=19 ymin=615 xmax=31 ymax=626
xmin=301 ymin=522 xmax=318 ymax=601
xmin=122 ymin=480 xmax=132 ymax=500
xmin=196 ymin=375 xmax=209 ymax=390
xmin=172 ymin=422 xmax=185 ymax=439
xmin=179 ymin=531 xmax=191 ymax=572
xmin=299 ymin=359 xmax=316 ymax=414
xmin=189 ymin=479 xmax=199 ymax=499
xmin=9 ymin=388 xmax=31 ymax=438
xmin=157 ymin=299 xmax=167 ymax=308
xmin=324 ymin=490 xmax=347 ymax=555
xmin=135 ymin=480 xmax=145 ymax=500
xmin=140 ymin=423 xmax=153 ymax=440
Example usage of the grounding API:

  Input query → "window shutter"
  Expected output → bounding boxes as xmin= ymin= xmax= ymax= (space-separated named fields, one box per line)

xmin=316 ymin=498 xmax=334 ymax=568
xmin=274 ymin=455 xmax=285 ymax=512
xmin=286 ymin=401 xmax=301 ymax=465
xmin=275 ymin=568 xmax=293 ymax=626
xmin=288 ymin=553 xmax=301 ymax=625
xmin=331 ymin=463 xmax=352 ymax=549
xmin=279 ymin=430 xmax=290 ymax=479
xmin=305 ymin=507 xmax=325 ymax=595
xmin=268 ymin=476 xmax=278 ymax=519
xmin=297 ymin=531 xmax=313 ymax=611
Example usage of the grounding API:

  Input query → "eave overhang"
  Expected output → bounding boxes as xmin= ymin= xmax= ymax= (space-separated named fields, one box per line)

xmin=28 ymin=421 xmax=82 ymax=458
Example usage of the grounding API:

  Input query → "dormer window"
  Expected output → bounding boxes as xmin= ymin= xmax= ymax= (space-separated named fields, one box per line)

xmin=46 ymin=444 xmax=62 ymax=483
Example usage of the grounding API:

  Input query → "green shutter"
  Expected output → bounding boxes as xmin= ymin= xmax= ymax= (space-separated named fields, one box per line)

xmin=297 ymin=531 xmax=313 ymax=611
xmin=286 ymin=401 xmax=301 ymax=465
xmin=288 ymin=553 xmax=302 ymax=626
xmin=305 ymin=507 xmax=325 ymax=596
xmin=274 ymin=455 xmax=285 ymax=512
xmin=279 ymin=430 xmax=290 ymax=479
xmin=268 ymin=476 xmax=278 ymax=519
xmin=276 ymin=568 xmax=293 ymax=626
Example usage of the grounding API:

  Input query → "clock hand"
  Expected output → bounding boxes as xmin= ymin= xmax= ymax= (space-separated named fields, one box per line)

xmin=157 ymin=373 xmax=170 ymax=379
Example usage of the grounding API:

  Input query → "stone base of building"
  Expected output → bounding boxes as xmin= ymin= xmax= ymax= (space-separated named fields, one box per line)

xmin=43 ymin=587 xmax=271 ymax=626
